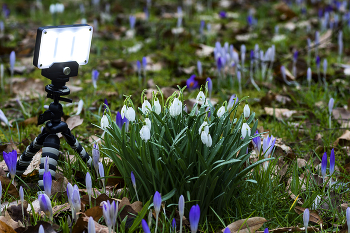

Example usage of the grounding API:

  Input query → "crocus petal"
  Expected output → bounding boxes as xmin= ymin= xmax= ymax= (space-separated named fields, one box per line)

xmin=153 ymin=191 xmax=162 ymax=214
xmin=88 ymin=217 xmax=96 ymax=233
xmin=142 ymin=219 xmax=151 ymax=233
xmin=329 ymin=148 xmax=335 ymax=176
xmin=321 ymin=152 xmax=327 ymax=178
xmin=303 ymin=208 xmax=309 ymax=228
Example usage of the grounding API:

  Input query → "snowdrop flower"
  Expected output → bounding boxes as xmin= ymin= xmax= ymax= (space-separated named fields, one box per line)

xmin=100 ymin=115 xmax=109 ymax=130
xmin=92 ymin=70 xmax=99 ymax=89
xmin=145 ymin=118 xmax=151 ymax=130
xmin=243 ymin=104 xmax=250 ymax=118
xmin=217 ymin=106 xmax=225 ymax=118
xmin=189 ymin=204 xmax=200 ymax=233
xmin=199 ymin=121 xmax=209 ymax=135
xmin=312 ymin=195 xmax=321 ymax=210
xmin=142 ymin=100 xmax=152 ymax=115
xmin=154 ymin=99 xmax=161 ymax=115
xmin=126 ymin=107 xmax=136 ymax=122
xmin=38 ymin=193 xmax=53 ymax=221
xmin=140 ymin=125 xmax=151 ymax=142
xmin=76 ymin=100 xmax=84 ymax=115
xmin=201 ymin=131 xmax=212 ymax=147
xmin=88 ymin=217 xmax=96 ymax=233
xmin=241 ymin=123 xmax=251 ymax=139
xmin=0 ymin=109 xmax=11 ymax=126
xmin=196 ymin=91 xmax=206 ymax=103
xmin=169 ymin=98 xmax=182 ymax=117
xmin=303 ymin=208 xmax=309 ymax=229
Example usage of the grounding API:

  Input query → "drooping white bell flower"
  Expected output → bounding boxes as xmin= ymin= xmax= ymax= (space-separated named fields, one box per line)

xmin=145 ymin=118 xmax=151 ymax=130
xmin=199 ymin=121 xmax=209 ymax=135
xmin=217 ymin=106 xmax=225 ymax=118
xmin=140 ymin=125 xmax=151 ymax=142
xmin=200 ymin=131 xmax=212 ymax=147
xmin=121 ymin=105 xmax=127 ymax=118
xmin=243 ymin=104 xmax=250 ymax=118
xmin=169 ymin=98 xmax=182 ymax=117
xmin=101 ymin=115 xmax=109 ymax=130
xmin=241 ymin=123 xmax=251 ymax=139
xmin=154 ymin=99 xmax=161 ymax=115
xmin=126 ymin=107 xmax=136 ymax=122
xmin=196 ymin=91 xmax=206 ymax=103
xmin=142 ymin=100 xmax=152 ymax=115
xmin=76 ymin=99 xmax=84 ymax=115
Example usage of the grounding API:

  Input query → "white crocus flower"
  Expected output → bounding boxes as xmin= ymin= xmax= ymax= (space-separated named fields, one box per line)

xmin=241 ymin=123 xmax=251 ymax=139
xmin=145 ymin=118 xmax=151 ymax=130
xmin=154 ymin=99 xmax=161 ymax=115
xmin=101 ymin=115 xmax=109 ymax=130
xmin=169 ymin=98 xmax=182 ymax=117
xmin=199 ymin=121 xmax=209 ymax=135
xmin=142 ymin=100 xmax=152 ymax=115
xmin=217 ymin=106 xmax=225 ymax=118
xmin=243 ymin=104 xmax=250 ymax=118
xmin=140 ymin=125 xmax=151 ymax=142
xmin=196 ymin=91 xmax=206 ymax=103
xmin=126 ymin=107 xmax=136 ymax=122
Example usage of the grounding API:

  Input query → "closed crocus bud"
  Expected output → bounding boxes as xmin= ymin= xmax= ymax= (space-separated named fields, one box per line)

xmin=0 ymin=109 xmax=9 ymax=126
xmin=330 ymin=148 xmax=335 ymax=176
xmin=126 ymin=107 xmax=136 ymax=122
xmin=72 ymin=188 xmax=81 ymax=213
xmin=179 ymin=195 xmax=185 ymax=217
xmin=241 ymin=123 xmax=251 ymax=139
xmin=129 ymin=15 xmax=136 ymax=29
xmin=136 ymin=60 xmax=141 ymax=75
xmin=142 ymin=100 xmax=152 ymax=115
xmin=67 ymin=183 xmax=73 ymax=205
xmin=76 ymin=100 xmax=84 ymax=115
xmin=172 ymin=218 xmax=176 ymax=230
xmin=43 ymin=171 xmax=52 ymax=196
xmin=243 ymin=104 xmax=250 ymax=118
xmin=307 ymin=68 xmax=312 ymax=84
xmin=100 ymin=115 xmax=109 ymax=130
xmin=39 ymin=225 xmax=44 ymax=233
xmin=323 ymin=59 xmax=327 ymax=74
xmin=142 ymin=219 xmax=151 ymax=233
xmin=19 ymin=186 xmax=24 ymax=203
xmin=217 ymin=106 xmax=225 ymax=118
xmin=92 ymin=144 xmax=100 ymax=173
xmin=240 ymin=45 xmax=246 ymax=62
xmin=346 ymin=207 xmax=350 ymax=230
xmin=316 ymin=56 xmax=320 ymax=67
xmin=206 ymin=77 xmax=212 ymax=97
xmin=121 ymin=105 xmax=127 ymax=119
xmin=196 ymin=91 xmax=206 ymax=103
xmin=189 ymin=204 xmax=200 ymax=233
xmin=3 ymin=150 xmax=17 ymax=179
xmin=140 ymin=125 xmax=151 ymax=142
xmin=153 ymin=99 xmax=161 ymax=115
xmin=9 ymin=51 xmax=15 ymax=76
xmin=197 ymin=61 xmax=202 ymax=76
xmin=142 ymin=57 xmax=147 ymax=71
xmin=321 ymin=152 xmax=327 ymax=180
xmin=264 ymin=228 xmax=268 ymax=233
xmin=237 ymin=71 xmax=241 ymax=82
xmin=98 ymin=162 xmax=104 ymax=181
xmin=92 ymin=70 xmax=99 ymax=89
xmin=88 ymin=217 xmax=96 ymax=233
xmin=153 ymin=191 xmax=162 ymax=214
xmin=131 ymin=171 xmax=136 ymax=188
xmin=39 ymin=194 xmax=53 ymax=220
xmin=224 ymin=227 xmax=231 ymax=233
xmin=328 ymin=98 xmax=334 ymax=115
xmin=303 ymin=208 xmax=309 ymax=229
xmin=86 ymin=172 xmax=92 ymax=197
xmin=228 ymin=95 xmax=238 ymax=109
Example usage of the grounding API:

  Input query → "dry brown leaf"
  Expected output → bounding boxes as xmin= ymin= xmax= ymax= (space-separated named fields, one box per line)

xmin=119 ymin=197 xmax=143 ymax=213
xmin=12 ymin=79 xmax=46 ymax=98
xmin=66 ymin=84 xmax=83 ymax=93
xmin=334 ymin=130 xmax=350 ymax=147
xmin=0 ymin=220 xmax=17 ymax=233
xmin=332 ymin=108 xmax=350 ymax=127
xmin=0 ymin=177 xmax=19 ymax=199
xmin=52 ymin=177 xmax=69 ymax=196
xmin=66 ymin=115 xmax=84 ymax=130
xmin=294 ymin=206 xmax=323 ymax=224
xmin=22 ymin=151 xmax=41 ymax=176
xmin=264 ymin=107 xmax=297 ymax=120
xmin=0 ymin=210 xmax=24 ymax=229
xmin=274 ymin=2 xmax=297 ymax=20
xmin=85 ymin=206 xmax=103 ymax=221
xmin=53 ymin=203 xmax=70 ymax=217
xmin=256 ymin=226 xmax=319 ymax=233
xmin=223 ymin=217 xmax=267 ymax=233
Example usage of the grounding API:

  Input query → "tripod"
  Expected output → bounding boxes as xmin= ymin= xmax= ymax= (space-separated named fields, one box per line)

xmin=15 ymin=62 xmax=92 ymax=190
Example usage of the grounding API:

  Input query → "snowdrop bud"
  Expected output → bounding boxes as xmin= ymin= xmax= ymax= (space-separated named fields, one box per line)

xmin=241 ymin=123 xmax=251 ymax=139
xmin=140 ymin=125 xmax=151 ymax=142
xmin=154 ymin=99 xmax=161 ymax=115
xmin=179 ymin=195 xmax=185 ymax=217
xmin=88 ymin=217 xmax=96 ymax=233
xmin=81 ymin=18 xmax=87 ymax=24
xmin=145 ymin=118 xmax=151 ymax=130
xmin=76 ymin=100 xmax=84 ymax=115
xmin=9 ymin=51 xmax=15 ymax=76
xmin=217 ymin=106 xmax=225 ymax=118
xmin=312 ymin=195 xmax=321 ymax=210
xmin=19 ymin=186 xmax=24 ymax=203
xmin=142 ymin=100 xmax=152 ymax=115
xmin=196 ymin=91 xmax=206 ymax=103
xmin=303 ymin=208 xmax=309 ymax=228
xmin=243 ymin=104 xmax=250 ymax=118
xmin=328 ymin=98 xmax=334 ymax=115
xmin=307 ymin=68 xmax=312 ymax=84
xmin=101 ymin=115 xmax=109 ymax=130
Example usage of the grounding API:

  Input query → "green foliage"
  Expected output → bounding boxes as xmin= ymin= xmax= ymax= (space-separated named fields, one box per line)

xmin=102 ymin=93 xmax=272 ymax=220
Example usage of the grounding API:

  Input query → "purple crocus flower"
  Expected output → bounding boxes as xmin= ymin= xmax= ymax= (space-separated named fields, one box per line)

xmin=142 ymin=219 xmax=151 ymax=233
xmin=263 ymin=135 xmax=276 ymax=158
xmin=187 ymin=75 xmax=199 ymax=90
xmin=136 ymin=60 xmax=141 ymax=75
xmin=264 ymin=228 xmax=268 ymax=233
xmin=247 ymin=15 xmax=253 ymax=26
xmin=197 ymin=61 xmax=202 ymax=76
xmin=316 ymin=56 xmax=320 ymax=67
xmin=293 ymin=51 xmax=298 ymax=61
xmin=219 ymin=11 xmax=226 ymax=19
xmin=328 ymin=98 xmax=334 ymax=115
xmin=303 ymin=208 xmax=309 ymax=228
xmin=189 ymin=204 xmax=200 ymax=233
xmin=129 ymin=15 xmax=136 ymax=29
xmin=330 ymin=148 xmax=335 ymax=176
xmin=252 ymin=130 xmax=261 ymax=155
xmin=206 ymin=77 xmax=212 ymax=97
xmin=103 ymin=99 xmax=109 ymax=112
xmin=43 ymin=171 xmax=52 ymax=196
xmin=92 ymin=69 xmax=99 ymax=88
xmin=172 ymin=218 xmax=176 ymax=231
xmin=216 ymin=57 xmax=223 ymax=72
xmin=38 ymin=193 xmax=53 ymax=220
xmin=3 ymin=150 xmax=17 ymax=179
xmin=0 ymin=109 xmax=10 ymax=126
xmin=131 ymin=171 xmax=136 ymax=188
xmin=116 ymin=111 xmax=129 ymax=131
xmin=224 ymin=227 xmax=231 ymax=233
xmin=228 ymin=94 xmax=238 ymax=109
xmin=321 ymin=152 xmax=327 ymax=179
xmin=250 ymin=50 xmax=254 ymax=61
xmin=318 ymin=9 xmax=323 ymax=18
xmin=153 ymin=191 xmax=161 ymax=214
xmin=9 ymin=51 xmax=15 ymax=76
xmin=199 ymin=20 xmax=205 ymax=35
xmin=142 ymin=57 xmax=147 ymax=71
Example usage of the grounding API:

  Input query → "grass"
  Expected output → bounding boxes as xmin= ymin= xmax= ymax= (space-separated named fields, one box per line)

xmin=1 ymin=0 xmax=350 ymax=232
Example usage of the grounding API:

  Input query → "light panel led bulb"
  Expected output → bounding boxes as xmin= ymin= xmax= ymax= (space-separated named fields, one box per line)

xmin=33 ymin=24 xmax=93 ymax=69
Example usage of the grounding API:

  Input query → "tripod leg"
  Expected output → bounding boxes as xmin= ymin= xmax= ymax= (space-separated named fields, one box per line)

xmin=15 ymin=129 xmax=49 ymax=177
xmin=38 ymin=134 xmax=60 ymax=190
xmin=61 ymin=128 xmax=92 ymax=167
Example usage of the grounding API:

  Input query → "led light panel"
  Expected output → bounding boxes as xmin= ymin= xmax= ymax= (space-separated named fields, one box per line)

xmin=33 ymin=24 xmax=93 ymax=69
